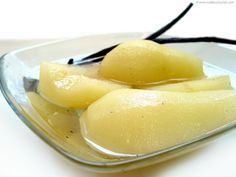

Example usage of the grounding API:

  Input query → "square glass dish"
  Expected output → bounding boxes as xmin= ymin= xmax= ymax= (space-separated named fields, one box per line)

xmin=1 ymin=32 xmax=236 ymax=173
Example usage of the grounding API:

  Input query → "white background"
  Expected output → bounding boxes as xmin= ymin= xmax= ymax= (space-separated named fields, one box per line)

xmin=1 ymin=0 xmax=236 ymax=177
xmin=0 ymin=0 xmax=236 ymax=39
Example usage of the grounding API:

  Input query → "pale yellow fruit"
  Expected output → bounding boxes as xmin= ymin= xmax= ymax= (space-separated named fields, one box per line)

xmin=39 ymin=62 xmax=128 ymax=108
xmin=141 ymin=75 xmax=232 ymax=92
xmin=80 ymin=89 xmax=236 ymax=155
xmin=99 ymin=40 xmax=204 ymax=85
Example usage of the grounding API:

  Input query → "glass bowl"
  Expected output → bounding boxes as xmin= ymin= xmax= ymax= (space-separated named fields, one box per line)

xmin=1 ymin=32 xmax=236 ymax=173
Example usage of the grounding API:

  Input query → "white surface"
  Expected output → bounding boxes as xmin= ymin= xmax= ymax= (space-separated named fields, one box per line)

xmin=1 ymin=0 xmax=236 ymax=177
xmin=0 ymin=0 xmax=236 ymax=39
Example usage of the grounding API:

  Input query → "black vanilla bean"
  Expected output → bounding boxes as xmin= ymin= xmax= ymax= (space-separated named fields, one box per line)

xmin=74 ymin=56 xmax=104 ymax=65
xmin=154 ymin=36 xmax=236 ymax=45
xmin=68 ymin=58 xmax=74 ymax=64
xmin=68 ymin=3 xmax=193 ymax=65
xmin=145 ymin=3 xmax=193 ymax=40
xmin=78 ymin=45 xmax=116 ymax=63
xmin=70 ymin=36 xmax=236 ymax=65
